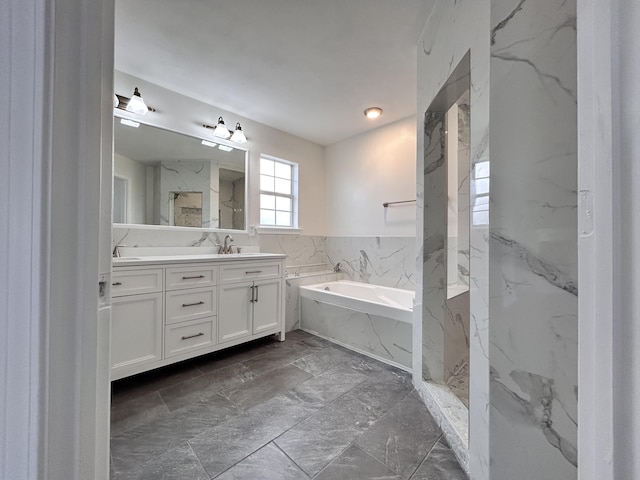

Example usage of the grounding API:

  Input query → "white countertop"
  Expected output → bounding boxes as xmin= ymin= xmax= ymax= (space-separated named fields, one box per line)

xmin=112 ymin=252 xmax=287 ymax=267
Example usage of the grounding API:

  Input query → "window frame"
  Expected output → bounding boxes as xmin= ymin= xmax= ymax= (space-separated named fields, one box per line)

xmin=258 ymin=154 xmax=299 ymax=229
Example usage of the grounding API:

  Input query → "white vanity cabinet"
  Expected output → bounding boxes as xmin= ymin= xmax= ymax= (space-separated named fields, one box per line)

xmin=218 ymin=262 xmax=283 ymax=344
xmin=110 ymin=269 xmax=164 ymax=376
xmin=110 ymin=254 xmax=285 ymax=381
xmin=164 ymin=265 xmax=218 ymax=359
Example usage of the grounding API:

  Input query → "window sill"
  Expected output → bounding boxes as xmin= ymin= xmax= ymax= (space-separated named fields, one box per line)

xmin=256 ymin=226 xmax=303 ymax=235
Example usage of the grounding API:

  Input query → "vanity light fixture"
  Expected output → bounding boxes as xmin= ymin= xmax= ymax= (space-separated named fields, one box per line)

xmin=114 ymin=87 xmax=156 ymax=115
xmin=120 ymin=118 xmax=140 ymax=128
xmin=230 ymin=122 xmax=247 ymax=143
xmin=218 ymin=144 xmax=234 ymax=152
xmin=203 ymin=119 xmax=248 ymax=144
xmin=125 ymin=87 xmax=149 ymax=115
xmin=213 ymin=116 xmax=231 ymax=139
xmin=201 ymin=139 xmax=218 ymax=148
xmin=364 ymin=107 xmax=383 ymax=119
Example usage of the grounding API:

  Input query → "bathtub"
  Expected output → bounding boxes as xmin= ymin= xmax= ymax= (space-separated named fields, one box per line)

xmin=299 ymin=280 xmax=414 ymax=370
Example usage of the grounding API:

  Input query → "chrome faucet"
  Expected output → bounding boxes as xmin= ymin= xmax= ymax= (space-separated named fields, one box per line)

xmin=334 ymin=262 xmax=342 ymax=273
xmin=112 ymin=244 xmax=124 ymax=258
xmin=219 ymin=234 xmax=234 ymax=254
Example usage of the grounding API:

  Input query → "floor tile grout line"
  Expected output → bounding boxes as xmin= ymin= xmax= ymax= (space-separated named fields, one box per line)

xmin=407 ymin=434 xmax=443 ymax=480
xmin=271 ymin=441 xmax=312 ymax=479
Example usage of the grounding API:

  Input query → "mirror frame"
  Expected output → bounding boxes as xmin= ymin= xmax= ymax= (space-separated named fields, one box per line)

xmin=113 ymin=111 xmax=250 ymax=234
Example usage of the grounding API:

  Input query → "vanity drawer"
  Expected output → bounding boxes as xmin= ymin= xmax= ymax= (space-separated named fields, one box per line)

xmin=165 ymin=317 xmax=216 ymax=358
xmin=165 ymin=286 xmax=216 ymax=325
xmin=220 ymin=262 xmax=282 ymax=283
xmin=166 ymin=265 xmax=217 ymax=290
xmin=112 ymin=269 xmax=163 ymax=297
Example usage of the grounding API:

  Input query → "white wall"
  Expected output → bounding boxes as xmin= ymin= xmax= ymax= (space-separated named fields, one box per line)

xmin=115 ymin=71 xmax=326 ymax=235
xmin=2 ymin=0 xmax=114 ymax=478
xmin=114 ymin=153 xmax=147 ymax=224
xmin=613 ymin=0 xmax=640 ymax=477
xmin=324 ymin=116 xmax=416 ymax=236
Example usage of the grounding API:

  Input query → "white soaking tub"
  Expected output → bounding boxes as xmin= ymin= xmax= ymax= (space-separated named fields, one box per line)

xmin=299 ymin=280 xmax=414 ymax=370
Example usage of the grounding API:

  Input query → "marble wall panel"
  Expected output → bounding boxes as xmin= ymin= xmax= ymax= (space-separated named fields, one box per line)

xmin=417 ymin=0 xmax=491 ymax=477
xmin=325 ymin=236 xmax=416 ymax=290
xmin=444 ymin=291 xmax=470 ymax=382
xmin=489 ymin=0 xmax=578 ymax=478
xmin=300 ymin=297 xmax=412 ymax=370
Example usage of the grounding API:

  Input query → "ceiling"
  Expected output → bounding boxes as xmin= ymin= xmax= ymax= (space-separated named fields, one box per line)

xmin=114 ymin=0 xmax=434 ymax=146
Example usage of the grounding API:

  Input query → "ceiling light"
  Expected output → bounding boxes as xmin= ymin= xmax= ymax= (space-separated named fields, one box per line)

xmin=125 ymin=87 xmax=148 ymax=116
xmin=201 ymin=140 xmax=218 ymax=148
xmin=364 ymin=107 xmax=383 ymax=119
xmin=213 ymin=116 xmax=231 ymax=139
xmin=120 ymin=118 xmax=140 ymax=128
xmin=230 ymin=122 xmax=247 ymax=143
xmin=218 ymin=145 xmax=233 ymax=152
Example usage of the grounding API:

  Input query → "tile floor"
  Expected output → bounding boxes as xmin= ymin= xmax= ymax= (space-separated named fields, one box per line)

xmin=110 ymin=330 xmax=467 ymax=479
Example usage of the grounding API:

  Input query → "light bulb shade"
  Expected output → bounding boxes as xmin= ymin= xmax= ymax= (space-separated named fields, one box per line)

xmin=213 ymin=116 xmax=231 ymax=139
xmin=230 ymin=122 xmax=247 ymax=143
xmin=125 ymin=87 xmax=148 ymax=115
xmin=113 ymin=94 xmax=119 ymax=108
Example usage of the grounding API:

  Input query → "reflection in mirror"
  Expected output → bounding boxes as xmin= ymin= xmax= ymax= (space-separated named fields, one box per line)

xmin=113 ymin=118 xmax=247 ymax=230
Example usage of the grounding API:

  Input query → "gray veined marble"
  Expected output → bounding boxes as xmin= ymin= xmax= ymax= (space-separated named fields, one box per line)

xmin=325 ymin=236 xmax=416 ymax=290
xmin=300 ymin=297 xmax=413 ymax=370
xmin=488 ymin=0 xmax=578 ymax=478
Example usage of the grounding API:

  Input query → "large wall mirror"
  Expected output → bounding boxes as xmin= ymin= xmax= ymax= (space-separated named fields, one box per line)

xmin=113 ymin=116 xmax=247 ymax=230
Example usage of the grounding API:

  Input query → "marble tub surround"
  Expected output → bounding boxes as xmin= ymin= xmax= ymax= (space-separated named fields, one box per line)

xmin=325 ymin=236 xmax=416 ymax=290
xmin=417 ymin=0 xmax=491 ymax=477
xmin=284 ymin=272 xmax=342 ymax=331
xmin=300 ymin=299 xmax=412 ymax=371
xmin=300 ymin=284 xmax=413 ymax=370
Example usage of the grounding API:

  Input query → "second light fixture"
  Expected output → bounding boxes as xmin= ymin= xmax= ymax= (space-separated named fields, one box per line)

xmin=211 ymin=116 xmax=247 ymax=144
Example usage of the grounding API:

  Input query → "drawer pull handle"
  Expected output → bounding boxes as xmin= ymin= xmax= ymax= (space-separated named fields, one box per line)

xmin=255 ymin=285 xmax=259 ymax=303
xmin=181 ymin=332 xmax=204 ymax=340
xmin=112 ymin=281 xmax=123 ymax=286
xmin=182 ymin=301 xmax=205 ymax=308
xmin=245 ymin=270 xmax=263 ymax=274
xmin=249 ymin=285 xmax=254 ymax=303
xmin=182 ymin=275 xmax=205 ymax=280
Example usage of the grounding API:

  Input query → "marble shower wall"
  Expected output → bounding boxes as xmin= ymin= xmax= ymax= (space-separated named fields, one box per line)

xmin=489 ymin=1 xmax=578 ymax=478
xmin=325 ymin=236 xmax=416 ymax=290
xmin=417 ymin=0 xmax=491 ymax=476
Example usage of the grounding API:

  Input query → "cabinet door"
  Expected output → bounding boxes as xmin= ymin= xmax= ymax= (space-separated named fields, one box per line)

xmin=252 ymin=278 xmax=282 ymax=334
xmin=218 ymin=281 xmax=252 ymax=343
xmin=111 ymin=292 xmax=163 ymax=374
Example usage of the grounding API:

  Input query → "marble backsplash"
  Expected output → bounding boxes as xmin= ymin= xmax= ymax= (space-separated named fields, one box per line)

xmin=325 ymin=236 xmax=416 ymax=290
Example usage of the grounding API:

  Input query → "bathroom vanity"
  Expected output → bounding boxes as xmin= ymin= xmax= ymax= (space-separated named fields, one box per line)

xmin=110 ymin=253 xmax=286 ymax=380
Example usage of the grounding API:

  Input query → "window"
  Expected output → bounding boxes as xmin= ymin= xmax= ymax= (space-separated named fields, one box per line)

xmin=259 ymin=155 xmax=298 ymax=228
xmin=472 ymin=161 xmax=489 ymax=226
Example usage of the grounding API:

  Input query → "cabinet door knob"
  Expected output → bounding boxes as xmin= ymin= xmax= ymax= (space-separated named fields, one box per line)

xmin=182 ymin=301 xmax=205 ymax=308
xmin=181 ymin=332 xmax=204 ymax=340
